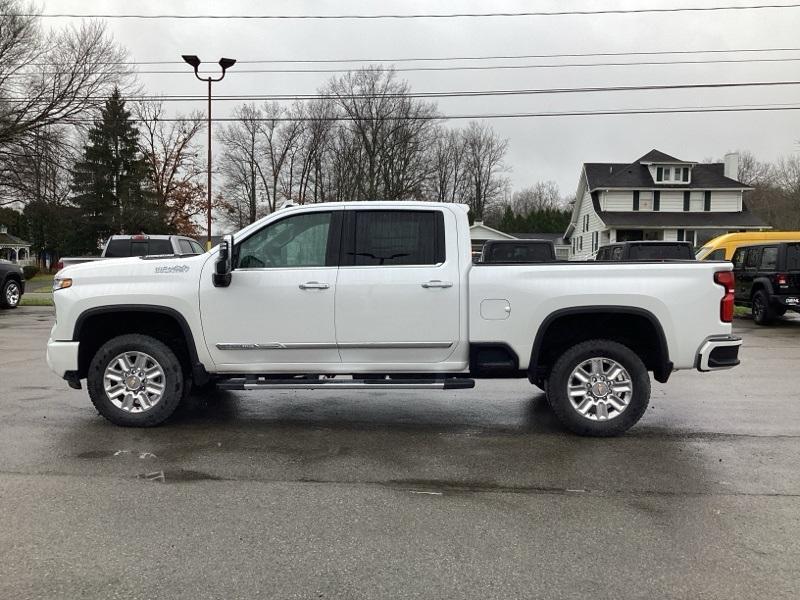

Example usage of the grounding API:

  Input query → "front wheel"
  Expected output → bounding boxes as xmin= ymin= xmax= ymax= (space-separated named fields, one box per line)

xmin=87 ymin=334 xmax=184 ymax=426
xmin=546 ymin=339 xmax=651 ymax=437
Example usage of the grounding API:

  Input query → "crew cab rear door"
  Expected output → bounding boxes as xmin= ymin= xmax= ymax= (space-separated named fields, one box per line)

xmin=334 ymin=207 xmax=461 ymax=364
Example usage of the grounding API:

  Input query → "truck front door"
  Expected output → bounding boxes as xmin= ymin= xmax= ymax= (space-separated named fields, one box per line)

xmin=199 ymin=208 xmax=343 ymax=370
xmin=334 ymin=208 xmax=463 ymax=366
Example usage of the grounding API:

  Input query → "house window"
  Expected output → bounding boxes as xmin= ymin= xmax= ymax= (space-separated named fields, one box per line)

xmin=656 ymin=167 xmax=663 ymax=181
xmin=580 ymin=236 xmax=583 ymax=251
xmin=663 ymin=168 xmax=671 ymax=182
xmin=682 ymin=167 xmax=690 ymax=182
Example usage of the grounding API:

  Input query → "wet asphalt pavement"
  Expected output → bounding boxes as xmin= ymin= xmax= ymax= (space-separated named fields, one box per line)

xmin=1 ymin=307 xmax=799 ymax=599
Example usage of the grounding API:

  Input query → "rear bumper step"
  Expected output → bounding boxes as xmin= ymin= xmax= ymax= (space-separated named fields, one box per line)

xmin=218 ymin=377 xmax=475 ymax=391
xmin=696 ymin=335 xmax=742 ymax=371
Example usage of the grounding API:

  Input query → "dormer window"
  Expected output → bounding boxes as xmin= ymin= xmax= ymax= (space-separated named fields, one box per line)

xmin=654 ymin=165 xmax=691 ymax=184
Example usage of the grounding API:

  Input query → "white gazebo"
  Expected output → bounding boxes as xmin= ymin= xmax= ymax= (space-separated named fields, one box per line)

xmin=0 ymin=224 xmax=32 ymax=265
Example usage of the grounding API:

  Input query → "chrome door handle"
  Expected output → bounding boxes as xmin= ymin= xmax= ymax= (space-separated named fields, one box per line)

xmin=421 ymin=280 xmax=453 ymax=289
xmin=299 ymin=281 xmax=330 ymax=290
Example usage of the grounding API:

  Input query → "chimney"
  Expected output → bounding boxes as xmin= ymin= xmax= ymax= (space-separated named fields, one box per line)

xmin=724 ymin=152 xmax=739 ymax=181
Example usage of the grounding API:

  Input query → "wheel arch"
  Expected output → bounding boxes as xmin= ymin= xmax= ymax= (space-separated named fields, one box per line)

xmin=72 ymin=305 xmax=208 ymax=384
xmin=528 ymin=306 xmax=672 ymax=384
xmin=750 ymin=278 xmax=773 ymax=297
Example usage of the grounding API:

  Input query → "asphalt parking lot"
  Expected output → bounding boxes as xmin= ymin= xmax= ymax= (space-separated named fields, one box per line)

xmin=1 ymin=307 xmax=799 ymax=599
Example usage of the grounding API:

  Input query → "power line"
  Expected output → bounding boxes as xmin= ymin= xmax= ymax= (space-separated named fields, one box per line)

xmin=17 ymin=46 xmax=800 ymax=66
xmin=6 ymin=79 xmax=800 ymax=103
xmin=11 ymin=55 xmax=800 ymax=76
xmin=16 ymin=3 xmax=800 ymax=19
xmin=53 ymin=103 xmax=800 ymax=123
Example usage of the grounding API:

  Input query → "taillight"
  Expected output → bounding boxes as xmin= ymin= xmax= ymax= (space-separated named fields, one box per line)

xmin=714 ymin=270 xmax=735 ymax=323
xmin=774 ymin=273 xmax=788 ymax=286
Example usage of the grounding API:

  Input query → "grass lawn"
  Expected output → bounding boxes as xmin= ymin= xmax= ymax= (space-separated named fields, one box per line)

xmin=734 ymin=305 xmax=750 ymax=318
xmin=21 ymin=273 xmax=55 ymax=306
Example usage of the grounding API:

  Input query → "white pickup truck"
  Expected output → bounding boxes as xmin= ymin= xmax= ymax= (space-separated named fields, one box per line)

xmin=47 ymin=202 xmax=741 ymax=436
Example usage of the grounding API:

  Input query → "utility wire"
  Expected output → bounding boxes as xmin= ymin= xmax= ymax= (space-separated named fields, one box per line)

xmin=16 ymin=46 xmax=800 ymax=66
xmin=10 ymin=55 xmax=800 ymax=76
xmin=51 ymin=103 xmax=800 ymax=123
xmin=5 ymin=79 xmax=800 ymax=103
xmin=15 ymin=3 xmax=800 ymax=19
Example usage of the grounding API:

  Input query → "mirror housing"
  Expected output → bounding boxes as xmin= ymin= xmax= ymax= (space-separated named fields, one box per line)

xmin=212 ymin=234 xmax=234 ymax=288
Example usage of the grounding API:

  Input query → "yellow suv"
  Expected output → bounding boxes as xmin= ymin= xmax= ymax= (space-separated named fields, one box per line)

xmin=696 ymin=232 xmax=800 ymax=261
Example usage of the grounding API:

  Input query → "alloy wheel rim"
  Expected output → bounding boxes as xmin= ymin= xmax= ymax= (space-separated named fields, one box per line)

xmin=103 ymin=351 xmax=166 ymax=413
xmin=754 ymin=297 xmax=764 ymax=319
xmin=567 ymin=357 xmax=633 ymax=421
xmin=6 ymin=282 xmax=19 ymax=306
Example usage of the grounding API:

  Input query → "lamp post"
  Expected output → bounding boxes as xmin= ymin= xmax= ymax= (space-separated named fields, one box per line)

xmin=181 ymin=55 xmax=236 ymax=250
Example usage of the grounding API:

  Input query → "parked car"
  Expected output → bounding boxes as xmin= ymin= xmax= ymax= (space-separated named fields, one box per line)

xmin=595 ymin=241 xmax=695 ymax=261
xmin=479 ymin=239 xmax=556 ymax=263
xmin=731 ymin=242 xmax=800 ymax=324
xmin=56 ymin=234 xmax=206 ymax=270
xmin=696 ymin=231 xmax=800 ymax=261
xmin=47 ymin=202 xmax=740 ymax=437
xmin=0 ymin=259 xmax=24 ymax=309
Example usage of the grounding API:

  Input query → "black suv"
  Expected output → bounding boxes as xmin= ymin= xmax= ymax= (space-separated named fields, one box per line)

xmin=732 ymin=242 xmax=800 ymax=325
xmin=0 ymin=260 xmax=24 ymax=309
xmin=595 ymin=241 xmax=695 ymax=261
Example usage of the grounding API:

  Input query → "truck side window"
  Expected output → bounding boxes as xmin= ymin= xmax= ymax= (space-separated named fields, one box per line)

xmin=745 ymin=248 xmax=761 ymax=269
xmin=732 ymin=248 xmax=745 ymax=268
xmin=611 ymin=247 xmax=622 ymax=261
xmin=760 ymin=247 xmax=778 ymax=270
xmin=706 ymin=249 xmax=725 ymax=261
xmin=237 ymin=211 xmax=333 ymax=269
xmin=348 ymin=210 xmax=444 ymax=266
xmin=178 ymin=240 xmax=195 ymax=254
xmin=787 ymin=244 xmax=800 ymax=271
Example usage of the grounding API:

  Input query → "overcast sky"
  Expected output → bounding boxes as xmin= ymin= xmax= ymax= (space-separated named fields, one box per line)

xmin=42 ymin=0 xmax=800 ymax=196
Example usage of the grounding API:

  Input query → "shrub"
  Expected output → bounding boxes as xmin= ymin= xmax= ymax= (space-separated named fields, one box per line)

xmin=22 ymin=265 xmax=39 ymax=279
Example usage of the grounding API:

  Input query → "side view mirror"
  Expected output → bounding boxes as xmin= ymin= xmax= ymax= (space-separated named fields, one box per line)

xmin=213 ymin=234 xmax=234 ymax=288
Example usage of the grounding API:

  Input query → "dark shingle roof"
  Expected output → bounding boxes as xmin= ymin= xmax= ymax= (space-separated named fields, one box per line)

xmin=584 ymin=161 xmax=747 ymax=190
xmin=0 ymin=229 xmax=29 ymax=246
xmin=637 ymin=149 xmax=685 ymax=163
xmin=598 ymin=211 xmax=768 ymax=229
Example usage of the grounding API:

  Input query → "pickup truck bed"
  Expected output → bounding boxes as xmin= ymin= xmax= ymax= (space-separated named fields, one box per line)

xmin=47 ymin=202 xmax=741 ymax=436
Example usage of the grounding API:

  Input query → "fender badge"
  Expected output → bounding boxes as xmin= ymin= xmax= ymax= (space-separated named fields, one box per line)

xmin=155 ymin=265 xmax=190 ymax=274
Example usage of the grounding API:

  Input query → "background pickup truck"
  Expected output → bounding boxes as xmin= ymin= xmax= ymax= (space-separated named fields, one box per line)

xmin=47 ymin=202 xmax=741 ymax=436
xmin=479 ymin=239 xmax=556 ymax=264
xmin=56 ymin=234 xmax=205 ymax=269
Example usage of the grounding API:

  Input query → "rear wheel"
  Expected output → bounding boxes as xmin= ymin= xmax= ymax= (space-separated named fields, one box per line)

xmin=87 ymin=334 xmax=184 ymax=426
xmin=546 ymin=339 xmax=650 ymax=437
xmin=1 ymin=279 xmax=21 ymax=308
xmin=752 ymin=290 xmax=774 ymax=325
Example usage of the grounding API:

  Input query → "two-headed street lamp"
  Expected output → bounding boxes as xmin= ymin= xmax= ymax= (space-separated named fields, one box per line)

xmin=181 ymin=55 xmax=236 ymax=250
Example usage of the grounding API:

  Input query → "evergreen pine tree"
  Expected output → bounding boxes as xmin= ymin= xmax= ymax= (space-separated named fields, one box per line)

xmin=72 ymin=88 xmax=163 ymax=251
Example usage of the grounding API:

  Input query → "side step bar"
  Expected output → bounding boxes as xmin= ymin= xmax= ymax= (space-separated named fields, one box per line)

xmin=218 ymin=377 xmax=475 ymax=391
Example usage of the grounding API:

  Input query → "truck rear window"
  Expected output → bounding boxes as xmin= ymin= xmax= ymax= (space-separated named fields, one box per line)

xmin=107 ymin=238 xmax=174 ymax=257
xmin=484 ymin=243 xmax=553 ymax=263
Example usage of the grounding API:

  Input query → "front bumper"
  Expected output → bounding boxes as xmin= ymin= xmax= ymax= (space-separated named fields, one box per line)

xmin=696 ymin=335 xmax=742 ymax=371
xmin=46 ymin=339 xmax=79 ymax=378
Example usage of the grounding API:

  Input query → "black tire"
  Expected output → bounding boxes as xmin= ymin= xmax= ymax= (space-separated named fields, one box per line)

xmin=752 ymin=290 xmax=774 ymax=325
xmin=546 ymin=339 xmax=651 ymax=437
xmin=1 ymin=278 xmax=21 ymax=309
xmin=87 ymin=334 xmax=184 ymax=427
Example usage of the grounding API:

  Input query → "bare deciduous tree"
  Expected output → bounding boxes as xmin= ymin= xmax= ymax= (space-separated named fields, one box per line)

xmin=462 ymin=121 xmax=509 ymax=219
xmin=136 ymin=100 xmax=206 ymax=235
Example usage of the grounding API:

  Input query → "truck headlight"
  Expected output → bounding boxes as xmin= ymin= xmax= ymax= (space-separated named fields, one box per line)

xmin=53 ymin=277 xmax=73 ymax=291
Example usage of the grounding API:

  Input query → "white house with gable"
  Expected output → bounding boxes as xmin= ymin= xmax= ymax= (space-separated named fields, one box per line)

xmin=564 ymin=149 xmax=769 ymax=260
